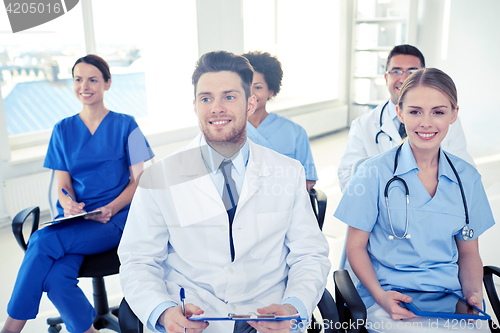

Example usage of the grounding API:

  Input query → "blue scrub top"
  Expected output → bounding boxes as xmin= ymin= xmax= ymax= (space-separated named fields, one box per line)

xmin=334 ymin=140 xmax=495 ymax=308
xmin=247 ymin=113 xmax=317 ymax=181
xmin=44 ymin=111 xmax=154 ymax=224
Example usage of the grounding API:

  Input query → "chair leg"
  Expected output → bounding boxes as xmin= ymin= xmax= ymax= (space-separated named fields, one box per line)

xmin=91 ymin=276 xmax=120 ymax=332
xmin=93 ymin=313 xmax=120 ymax=332
xmin=111 ymin=305 xmax=120 ymax=317
xmin=92 ymin=276 xmax=110 ymax=315
xmin=47 ymin=317 xmax=63 ymax=333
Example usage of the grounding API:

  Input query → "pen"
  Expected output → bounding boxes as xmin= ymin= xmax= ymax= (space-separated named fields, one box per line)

xmin=62 ymin=188 xmax=86 ymax=212
xmin=180 ymin=287 xmax=186 ymax=333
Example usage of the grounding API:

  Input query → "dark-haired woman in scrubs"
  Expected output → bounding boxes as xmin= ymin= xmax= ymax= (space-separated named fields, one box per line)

xmin=2 ymin=55 xmax=154 ymax=333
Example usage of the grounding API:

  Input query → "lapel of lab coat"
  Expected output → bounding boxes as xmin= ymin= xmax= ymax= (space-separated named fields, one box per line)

xmin=170 ymin=136 xmax=271 ymax=226
xmin=169 ymin=134 xmax=226 ymax=227
xmin=380 ymin=100 xmax=402 ymax=145
xmin=234 ymin=140 xmax=271 ymax=217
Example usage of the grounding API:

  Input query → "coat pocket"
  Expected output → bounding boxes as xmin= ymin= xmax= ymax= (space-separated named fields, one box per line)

xmin=250 ymin=210 xmax=292 ymax=258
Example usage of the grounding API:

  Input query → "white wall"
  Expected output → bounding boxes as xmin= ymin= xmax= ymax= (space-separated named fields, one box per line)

xmin=445 ymin=0 xmax=500 ymax=157
xmin=417 ymin=0 xmax=500 ymax=157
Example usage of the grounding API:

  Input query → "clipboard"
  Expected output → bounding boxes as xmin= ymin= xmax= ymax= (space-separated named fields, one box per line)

xmin=40 ymin=210 xmax=102 ymax=227
xmin=189 ymin=313 xmax=305 ymax=322
xmin=393 ymin=288 xmax=491 ymax=320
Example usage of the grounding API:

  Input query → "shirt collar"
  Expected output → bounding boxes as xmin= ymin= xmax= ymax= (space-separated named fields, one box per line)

xmin=199 ymin=135 xmax=249 ymax=176
xmin=388 ymin=99 xmax=398 ymax=121
xmin=438 ymin=150 xmax=460 ymax=184
xmin=394 ymin=140 xmax=459 ymax=184
xmin=394 ymin=140 xmax=418 ymax=176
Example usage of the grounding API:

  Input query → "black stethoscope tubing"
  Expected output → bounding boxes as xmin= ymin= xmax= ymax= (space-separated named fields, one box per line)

xmin=384 ymin=144 xmax=473 ymax=240
xmin=375 ymin=101 xmax=392 ymax=144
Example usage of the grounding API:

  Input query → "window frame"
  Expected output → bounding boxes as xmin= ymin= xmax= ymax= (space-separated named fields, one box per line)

xmin=2 ymin=0 xmax=350 ymax=158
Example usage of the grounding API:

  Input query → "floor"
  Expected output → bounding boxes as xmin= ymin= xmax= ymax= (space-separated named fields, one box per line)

xmin=1 ymin=128 xmax=499 ymax=332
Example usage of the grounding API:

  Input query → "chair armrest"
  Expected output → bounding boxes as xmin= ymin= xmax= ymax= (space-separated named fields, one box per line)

xmin=315 ymin=188 xmax=327 ymax=230
xmin=12 ymin=206 xmax=40 ymax=252
xmin=309 ymin=188 xmax=327 ymax=230
xmin=484 ymin=265 xmax=500 ymax=324
xmin=119 ymin=298 xmax=143 ymax=333
xmin=316 ymin=288 xmax=339 ymax=333
xmin=334 ymin=270 xmax=366 ymax=333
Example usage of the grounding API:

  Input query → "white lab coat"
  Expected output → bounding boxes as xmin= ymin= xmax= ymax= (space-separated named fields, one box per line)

xmin=337 ymin=100 xmax=474 ymax=191
xmin=119 ymin=134 xmax=331 ymax=333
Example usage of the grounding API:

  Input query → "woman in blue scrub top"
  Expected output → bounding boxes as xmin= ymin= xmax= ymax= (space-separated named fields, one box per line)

xmin=335 ymin=68 xmax=494 ymax=332
xmin=2 ymin=55 xmax=154 ymax=333
xmin=242 ymin=51 xmax=318 ymax=191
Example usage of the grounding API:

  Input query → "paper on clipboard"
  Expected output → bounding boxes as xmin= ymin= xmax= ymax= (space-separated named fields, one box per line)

xmin=189 ymin=313 xmax=305 ymax=322
xmin=40 ymin=210 xmax=102 ymax=227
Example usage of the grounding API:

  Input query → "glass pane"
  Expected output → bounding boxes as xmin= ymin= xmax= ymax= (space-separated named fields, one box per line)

xmin=355 ymin=21 xmax=407 ymax=49
xmin=92 ymin=0 xmax=199 ymax=134
xmin=243 ymin=0 xmax=340 ymax=109
xmin=354 ymin=51 xmax=389 ymax=76
xmin=357 ymin=0 xmax=410 ymax=19
xmin=354 ymin=77 xmax=387 ymax=105
xmin=0 ymin=4 xmax=85 ymax=136
xmin=92 ymin=0 xmax=148 ymax=121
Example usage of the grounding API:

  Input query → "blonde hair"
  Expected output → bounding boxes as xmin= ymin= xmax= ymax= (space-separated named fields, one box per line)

xmin=398 ymin=68 xmax=457 ymax=110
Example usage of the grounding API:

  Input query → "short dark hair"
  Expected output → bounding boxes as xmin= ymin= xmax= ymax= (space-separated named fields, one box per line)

xmin=386 ymin=44 xmax=425 ymax=70
xmin=192 ymin=50 xmax=254 ymax=99
xmin=72 ymin=54 xmax=111 ymax=82
xmin=242 ymin=51 xmax=283 ymax=97
xmin=398 ymin=68 xmax=457 ymax=110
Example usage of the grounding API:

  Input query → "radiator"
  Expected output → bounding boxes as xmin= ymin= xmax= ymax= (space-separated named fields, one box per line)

xmin=3 ymin=171 xmax=51 ymax=219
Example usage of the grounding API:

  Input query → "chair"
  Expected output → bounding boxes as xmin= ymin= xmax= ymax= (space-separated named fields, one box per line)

xmin=483 ymin=266 xmax=500 ymax=332
xmin=335 ymin=266 xmax=500 ymax=333
xmin=338 ymin=156 xmax=370 ymax=274
xmin=334 ymin=157 xmax=500 ymax=332
xmin=309 ymin=188 xmax=327 ymax=231
xmin=333 ymin=270 xmax=367 ymax=333
xmin=11 ymin=170 xmax=120 ymax=333
xmin=119 ymin=188 xmax=339 ymax=333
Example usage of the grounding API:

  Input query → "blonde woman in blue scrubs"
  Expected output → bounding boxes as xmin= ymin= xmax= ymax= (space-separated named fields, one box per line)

xmin=2 ymin=55 xmax=154 ymax=333
xmin=335 ymin=68 xmax=494 ymax=332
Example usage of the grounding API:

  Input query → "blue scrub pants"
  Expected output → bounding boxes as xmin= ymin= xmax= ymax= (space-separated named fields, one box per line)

xmin=7 ymin=215 xmax=123 ymax=333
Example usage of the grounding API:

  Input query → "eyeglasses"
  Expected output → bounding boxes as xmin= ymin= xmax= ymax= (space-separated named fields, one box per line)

xmin=385 ymin=69 xmax=419 ymax=76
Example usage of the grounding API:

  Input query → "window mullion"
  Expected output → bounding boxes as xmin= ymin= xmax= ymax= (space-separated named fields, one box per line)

xmin=81 ymin=0 xmax=97 ymax=54
xmin=0 ymin=93 xmax=11 ymax=161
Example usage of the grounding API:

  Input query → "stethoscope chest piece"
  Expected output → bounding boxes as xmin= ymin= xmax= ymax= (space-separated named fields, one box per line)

xmin=462 ymin=224 xmax=474 ymax=240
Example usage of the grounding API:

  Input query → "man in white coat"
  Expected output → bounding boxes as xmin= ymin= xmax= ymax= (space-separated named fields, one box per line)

xmin=338 ymin=44 xmax=474 ymax=191
xmin=118 ymin=51 xmax=331 ymax=333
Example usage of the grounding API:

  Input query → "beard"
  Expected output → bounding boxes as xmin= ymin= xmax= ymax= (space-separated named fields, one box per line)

xmin=200 ymin=117 xmax=247 ymax=146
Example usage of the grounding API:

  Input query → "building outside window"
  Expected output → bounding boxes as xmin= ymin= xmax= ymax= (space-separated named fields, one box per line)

xmin=0 ymin=3 xmax=85 ymax=136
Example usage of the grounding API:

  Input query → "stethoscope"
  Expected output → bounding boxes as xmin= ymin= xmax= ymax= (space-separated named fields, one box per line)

xmin=375 ymin=101 xmax=392 ymax=144
xmin=385 ymin=144 xmax=474 ymax=240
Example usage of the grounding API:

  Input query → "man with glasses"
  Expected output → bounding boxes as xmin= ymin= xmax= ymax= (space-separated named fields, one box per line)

xmin=337 ymin=44 xmax=474 ymax=191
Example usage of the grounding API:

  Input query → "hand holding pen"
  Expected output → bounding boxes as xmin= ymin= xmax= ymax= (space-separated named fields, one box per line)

xmin=157 ymin=288 xmax=208 ymax=333
xmin=158 ymin=304 xmax=207 ymax=333
xmin=180 ymin=288 xmax=186 ymax=333
xmin=61 ymin=188 xmax=86 ymax=215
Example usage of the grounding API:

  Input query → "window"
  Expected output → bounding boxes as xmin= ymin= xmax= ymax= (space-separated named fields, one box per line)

xmin=243 ymin=0 xmax=341 ymax=110
xmin=2 ymin=0 xmax=343 ymax=146
xmin=92 ymin=0 xmax=199 ymax=135
xmin=0 ymin=3 xmax=85 ymax=137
